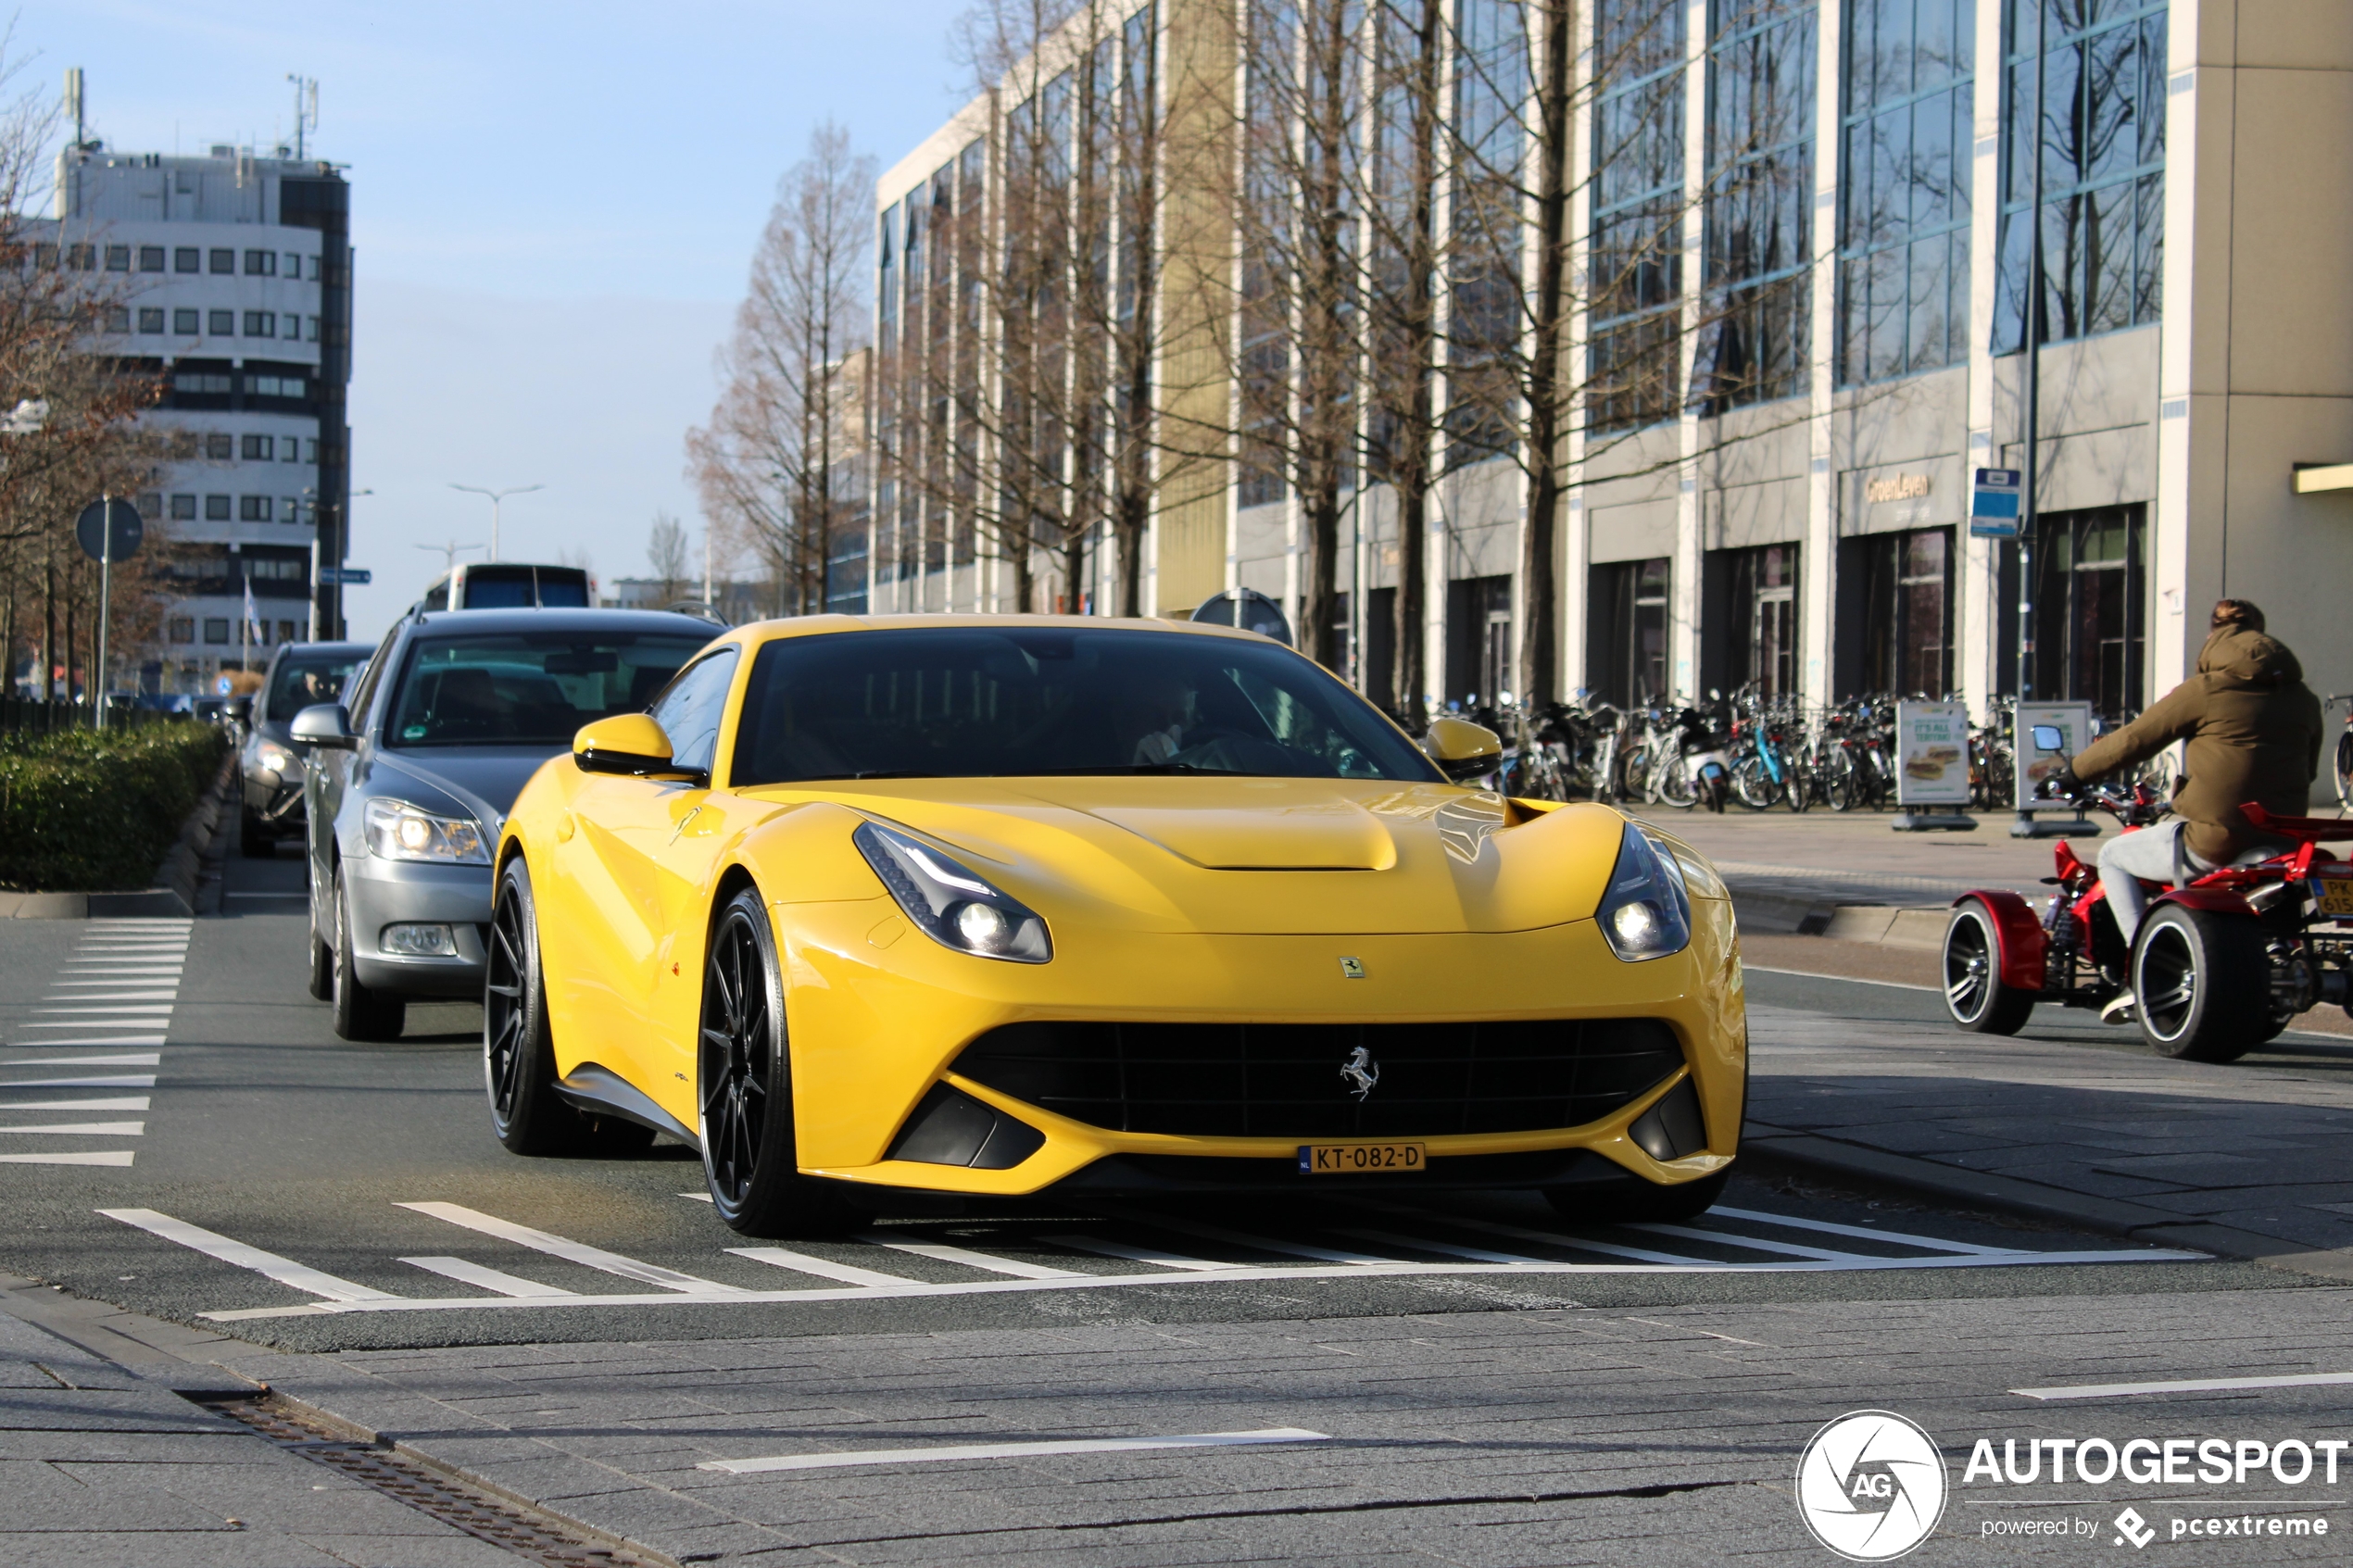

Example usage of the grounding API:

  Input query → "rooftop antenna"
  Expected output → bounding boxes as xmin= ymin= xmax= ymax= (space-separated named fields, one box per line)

xmin=64 ymin=68 xmax=84 ymax=147
xmin=286 ymin=74 xmax=318 ymax=159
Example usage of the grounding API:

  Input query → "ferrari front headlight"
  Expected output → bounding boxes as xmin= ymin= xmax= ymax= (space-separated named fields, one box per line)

xmin=363 ymin=797 xmax=489 ymax=865
xmin=853 ymin=822 xmax=1051 ymax=964
xmin=1598 ymin=821 xmax=1692 ymax=962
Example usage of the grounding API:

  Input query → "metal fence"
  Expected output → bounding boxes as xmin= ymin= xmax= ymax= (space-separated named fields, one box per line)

xmin=0 ymin=696 xmax=187 ymax=737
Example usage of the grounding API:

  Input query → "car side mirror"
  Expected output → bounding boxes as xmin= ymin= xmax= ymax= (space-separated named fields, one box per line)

xmin=1423 ymin=715 xmax=1503 ymax=782
xmin=573 ymin=714 xmax=700 ymax=782
xmin=290 ymin=703 xmax=356 ymax=750
xmin=2030 ymin=724 xmax=2066 ymax=753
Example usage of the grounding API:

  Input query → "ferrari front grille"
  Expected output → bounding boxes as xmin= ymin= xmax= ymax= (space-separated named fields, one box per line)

xmin=950 ymin=1018 xmax=1685 ymax=1138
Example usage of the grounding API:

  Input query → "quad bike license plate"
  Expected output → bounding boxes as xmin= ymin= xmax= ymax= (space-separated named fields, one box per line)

xmin=1298 ymin=1141 xmax=1427 ymax=1173
xmin=2313 ymin=876 xmax=2353 ymax=918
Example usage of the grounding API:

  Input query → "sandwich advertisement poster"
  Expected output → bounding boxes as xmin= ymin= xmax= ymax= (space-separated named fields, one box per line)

xmin=1894 ymin=700 xmax=1972 ymax=807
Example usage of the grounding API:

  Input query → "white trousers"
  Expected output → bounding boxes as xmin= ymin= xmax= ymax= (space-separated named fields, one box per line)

xmin=2097 ymin=821 xmax=2213 ymax=946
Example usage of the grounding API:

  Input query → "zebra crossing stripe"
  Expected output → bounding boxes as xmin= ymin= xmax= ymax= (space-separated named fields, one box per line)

xmin=100 ymin=1209 xmax=396 ymax=1301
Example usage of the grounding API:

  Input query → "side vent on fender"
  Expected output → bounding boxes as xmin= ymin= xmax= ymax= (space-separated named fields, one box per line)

xmin=887 ymin=1084 xmax=1046 ymax=1170
xmin=1627 ymin=1078 xmax=1707 ymax=1162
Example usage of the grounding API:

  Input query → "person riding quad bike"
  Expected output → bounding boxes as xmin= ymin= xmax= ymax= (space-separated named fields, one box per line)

xmin=2045 ymin=599 xmax=2323 ymax=1022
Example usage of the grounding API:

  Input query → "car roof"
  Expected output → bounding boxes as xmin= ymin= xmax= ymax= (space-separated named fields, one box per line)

xmin=717 ymin=612 xmax=1276 ymax=650
xmin=400 ymin=608 xmax=722 ymax=639
xmin=271 ymin=640 xmax=373 ymax=659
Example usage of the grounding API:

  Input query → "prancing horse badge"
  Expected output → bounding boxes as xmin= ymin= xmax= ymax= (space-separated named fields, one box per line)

xmin=1339 ymin=956 xmax=1365 ymax=979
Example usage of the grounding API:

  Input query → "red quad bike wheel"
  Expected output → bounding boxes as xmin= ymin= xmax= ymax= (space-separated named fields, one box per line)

xmin=1943 ymin=897 xmax=2036 ymax=1035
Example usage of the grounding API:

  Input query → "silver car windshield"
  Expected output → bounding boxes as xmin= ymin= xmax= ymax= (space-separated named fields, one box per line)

xmin=384 ymin=633 xmax=711 ymax=747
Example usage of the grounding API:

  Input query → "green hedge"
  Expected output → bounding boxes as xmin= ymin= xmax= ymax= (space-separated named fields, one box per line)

xmin=0 ymin=721 xmax=231 ymax=891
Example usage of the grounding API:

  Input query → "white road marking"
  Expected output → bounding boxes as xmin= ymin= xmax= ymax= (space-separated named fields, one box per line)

xmin=1626 ymin=1222 xmax=1869 ymax=1262
xmin=0 ymin=1122 xmax=144 ymax=1135
xmin=1744 ymin=965 xmax=1936 ymax=993
xmin=396 ymin=1201 xmax=748 ymax=1295
xmin=0 ymin=1151 xmax=135 ymax=1167
xmin=1362 ymin=1206 xmax=1707 ymax=1266
xmin=726 ymin=1246 xmax=917 ymax=1288
xmin=0 ymin=1075 xmax=157 ymax=1089
xmin=0 ymin=1097 xmax=149 ymax=1111
xmin=863 ymin=1235 xmax=1082 ymax=1279
xmin=1041 ymin=1236 xmax=1246 ymax=1273
xmin=30 ymin=1006 xmax=178 ymax=1016
xmin=399 ymin=1258 xmax=583 ymax=1298
xmin=1331 ymin=1227 xmax=1542 ymax=1265
xmin=1114 ymin=1211 xmax=1390 ymax=1266
xmin=100 ymin=1209 xmax=396 ymax=1301
xmin=1 ymin=1037 xmax=168 ymax=1048
xmin=1707 ymin=1204 xmax=2029 ymax=1258
xmin=37 ymin=991 xmax=181 ymax=1001
xmin=0 ymin=1055 xmax=161 ymax=1069
xmin=2014 ymin=1372 xmax=2353 ymax=1401
xmin=699 ymin=1427 xmax=1331 ymax=1475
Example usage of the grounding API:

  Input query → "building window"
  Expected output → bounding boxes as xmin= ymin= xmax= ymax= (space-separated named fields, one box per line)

xmin=139 ymin=492 xmax=164 ymax=520
xmin=204 ymin=618 xmax=230 ymax=645
xmin=177 ymin=370 xmax=233 ymax=395
xmin=277 ymin=621 xmax=297 ymax=645
xmin=138 ymin=245 xmax=165 ymax=272
xmin=175 ymin=246 xmax=199 ymax=273
xmin=1708 ymin=541 xmax=1800 ymax=695
xmin=168 ymin=618 xmax=195 ymax=645
xmin=105 ymin=245 xmax=132 ymax=271
xmin=283 ymin=252 xmax=300 ymax=276
xmin=1994 ymin=0 xmax=2165 ymax=353
xmin=137 ymin=307 xmax=165 ymax=333
xmin=242 ymin=434 xmax=274 ymax=460
xmin=281 ymin=313 xmax=299 ymax=339
xmin=170 ymin=495 xmax=197 ymax=521
xmin=250 ymin=374 xmax=307 ymax=398
xmin=1851 ymin=525 xmax=1953 ymax=695
xmin=1589 ymin=0 xmax=1688 ymax=433
xmin=206 ymin=495 xmax=232 ymax=521
xmin=208 ymin=308 xmax=234 ymax=335
xmin=239 ymin=495 xmax=271 ymax=521
xmin=244 ymin=311 xmax=275 ymax=337
xmin=68 ymin=244 xmax=95 ymax=270
xmin=307 ymin=316 xmax=320 ymax=342
xmin=304 ymin=439 xmax=319 ymax=464
xmin=206 ymin=433 xmax=233 ymax=460
xmin=1838 ymin=0 xmax=1973 ymax=384
xmin=1589 ymin=557 xmax=1673 ymax=707
xmin=1701 ymin=0 xmax=1818 ymax=411
xmin=32 ymin=243 xmax=56 ymax=269
xmin=102 ymin=305 xmax=132 ymax=333
xmin=245 ymin=249 xmax=276 ymax=276
xmin=209 ymin=248 xmax=234 ymax=274
xmin=2030 ymin=505 xmax=2144 ymax=716
xmin=1447 ymin=0 xmax=1527 ymax=463
xmin=173 ymin=307 xmax=199 ymax=334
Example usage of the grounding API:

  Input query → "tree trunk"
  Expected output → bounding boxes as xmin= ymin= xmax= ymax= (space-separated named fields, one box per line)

xmin=1516 ymin=0 xmax=1574 ymax=718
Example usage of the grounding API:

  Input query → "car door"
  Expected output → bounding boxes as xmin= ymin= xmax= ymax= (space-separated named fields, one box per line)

xmin=307 ymin=629 xmax=396 ymax=947
xmin=552 ymin=646 xmax=741 ymax=1099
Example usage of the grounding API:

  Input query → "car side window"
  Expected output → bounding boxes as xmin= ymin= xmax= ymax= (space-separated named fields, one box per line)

xmin=342 ymin=631 xmax=398 ymax=733
xmin=646 ymin=647 xmax=738 ymax=777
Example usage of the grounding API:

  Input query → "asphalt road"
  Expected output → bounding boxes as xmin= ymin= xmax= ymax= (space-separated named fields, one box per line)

xmin=0 ymin=841 xmax=2288 ymax=1361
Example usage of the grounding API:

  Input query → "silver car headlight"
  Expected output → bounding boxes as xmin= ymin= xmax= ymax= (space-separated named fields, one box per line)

xmin=255 ymin=740 xmax=296 ymax=776
xmin=853 ymin=822 xmax=1051 ymax=963
xmin=363 ymin=797 xmax=489 ymax=865
xmin=1598 ymin=821 xmax=1692 ymax=962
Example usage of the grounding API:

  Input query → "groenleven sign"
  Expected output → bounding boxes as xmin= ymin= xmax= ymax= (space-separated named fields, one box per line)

xmin=1864 ymin=473 xmax=1931 ymax=504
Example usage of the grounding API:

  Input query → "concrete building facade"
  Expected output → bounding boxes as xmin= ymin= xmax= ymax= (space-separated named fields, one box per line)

xmin=49 ymin=141 xmax=353 ymax=693
xmin=875 ymin=0 xmax=2353 ymax=724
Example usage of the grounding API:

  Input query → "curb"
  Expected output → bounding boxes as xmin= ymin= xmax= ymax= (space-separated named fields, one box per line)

xmin=1745 ymin=1123 xmax=2353 ymax=1284
xmin=0 ymin=750 xmax=236 ymax=920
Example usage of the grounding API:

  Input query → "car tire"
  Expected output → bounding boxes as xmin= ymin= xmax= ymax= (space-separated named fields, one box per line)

xmin=698 ymin=887 xmax=860 ymax=1237
xmin=1544 ymin=1169 xmax=1730 ymax=1224
xmin=484 ymin=857 xmax=643 ymax=1156
xmin=307 ymin=928 xmax=333 ymax=1002
xmin=330 ymin=867 xmax=406 ymax=1042
xmin=239 ymin=808 xmax=271 ymax=858
xmin=2133 ymin=902 xmax=2265 ymax=1063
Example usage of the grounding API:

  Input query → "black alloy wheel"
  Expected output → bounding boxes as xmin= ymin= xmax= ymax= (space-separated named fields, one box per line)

xmin=329 ymin=867 xmax=406 ymax=1042
xmin=698 ymin=888 xmax=857 ymax=1236
xmin=307 ymin=927 xmax=333 ymax=1001
xmin=2133 ymin=903 xmax=2266 ymax=1063
xmin=1943 ymin=898 xmax=2036 ymax=1035
xmin=483 ymin=859 xmax=649 ymax=1158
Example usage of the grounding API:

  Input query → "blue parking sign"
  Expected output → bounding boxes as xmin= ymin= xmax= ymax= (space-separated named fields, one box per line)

xmin=1969 ymin=468 xmax=2021 ymax=538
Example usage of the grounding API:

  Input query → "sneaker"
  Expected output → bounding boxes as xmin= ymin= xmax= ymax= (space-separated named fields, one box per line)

xmin=2101 ymin=992 xmax=2138 ymax=1025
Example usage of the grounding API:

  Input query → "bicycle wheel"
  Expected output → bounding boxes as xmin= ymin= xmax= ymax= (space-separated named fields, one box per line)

xmin=1652 ymin=751 xmax=1700 ymax=809
xmin=1730 ymin=755 xmax=1779 ymax=810
xmin=1819 ymin=751 xmax=1859 ymax=812
xmin=2336 ymin=730 xmax=2353 ymax=809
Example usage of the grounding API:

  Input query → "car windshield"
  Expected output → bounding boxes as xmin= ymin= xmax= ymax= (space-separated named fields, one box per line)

xmin=265 ymin=654 xmax=364 ymax=721
xmin=384 ymin=633 xmax=711 ymax=747
xmin=731 ymin=628 xmax=1440 ymax=784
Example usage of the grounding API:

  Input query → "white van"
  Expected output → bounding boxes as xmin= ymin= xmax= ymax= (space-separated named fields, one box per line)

xmin=415 ymin=563 xmax=594 ymax=612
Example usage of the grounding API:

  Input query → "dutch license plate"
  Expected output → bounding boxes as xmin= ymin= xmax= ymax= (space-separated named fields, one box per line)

xmin=1298 ymin=1141 xmax=1427 ymax=1174
xmin=2314 ymin=878 xmax=2353 ymax=918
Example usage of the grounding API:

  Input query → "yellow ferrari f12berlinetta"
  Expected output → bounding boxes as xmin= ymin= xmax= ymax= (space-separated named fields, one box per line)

xmin=485 ymin=615 xmax=1744 ymax=1236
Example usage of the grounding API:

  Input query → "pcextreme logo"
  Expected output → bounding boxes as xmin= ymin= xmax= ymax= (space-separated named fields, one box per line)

xmin=1795 ymin=1410 xmax=1950 ymax=1562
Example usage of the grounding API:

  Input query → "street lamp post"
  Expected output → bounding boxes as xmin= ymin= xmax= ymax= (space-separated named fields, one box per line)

xmin=305 ymin=487 xmax=371 ymax=641
xmin=416 ymin=539 xmax=484 ymax=575
xmin=447 ymin=483 xmax=543 ymax=562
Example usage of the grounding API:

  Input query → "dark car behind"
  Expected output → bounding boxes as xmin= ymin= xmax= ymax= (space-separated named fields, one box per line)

xmin=296 ymin=607 xmax=721 ymax=1039
xmin=241 ymin=641 xmax=373 ymax=857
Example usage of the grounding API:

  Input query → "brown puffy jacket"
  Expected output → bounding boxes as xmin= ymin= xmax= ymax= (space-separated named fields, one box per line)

xmin=2070 ymin=626 xmax=2323 ymax=865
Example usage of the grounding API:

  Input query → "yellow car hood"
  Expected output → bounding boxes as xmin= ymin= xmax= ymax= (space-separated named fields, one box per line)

xmin=751 ymin=776 xmax=1644 ymax=935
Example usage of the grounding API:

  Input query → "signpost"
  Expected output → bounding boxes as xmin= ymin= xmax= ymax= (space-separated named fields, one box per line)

xmin=72 ymin=496 xmax=145 ymax=729
xmin=317 ymin=566 xmax=371 ymax=586
xmin=2011 ymin=700 xmax=2098 ymax=837
xmin=1891 ymin=700 xmax=1977 ymax=832
xmin=1969 ymin=468 xmax=2021 ymax=539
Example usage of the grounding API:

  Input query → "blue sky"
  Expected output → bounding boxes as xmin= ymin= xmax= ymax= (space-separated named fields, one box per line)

xmin=26 ymin=0 xmax=975 ymax=636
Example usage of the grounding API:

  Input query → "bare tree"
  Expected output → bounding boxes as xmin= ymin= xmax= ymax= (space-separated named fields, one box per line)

xmin=647 ymin=511 xmax=689 ymax=604
xmin=688 ymin=123 xmax=875 ymax=619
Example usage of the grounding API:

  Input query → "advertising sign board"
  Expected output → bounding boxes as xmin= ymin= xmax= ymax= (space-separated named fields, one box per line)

xmin=1894 ymin=701 xmax=1973 ymax=808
